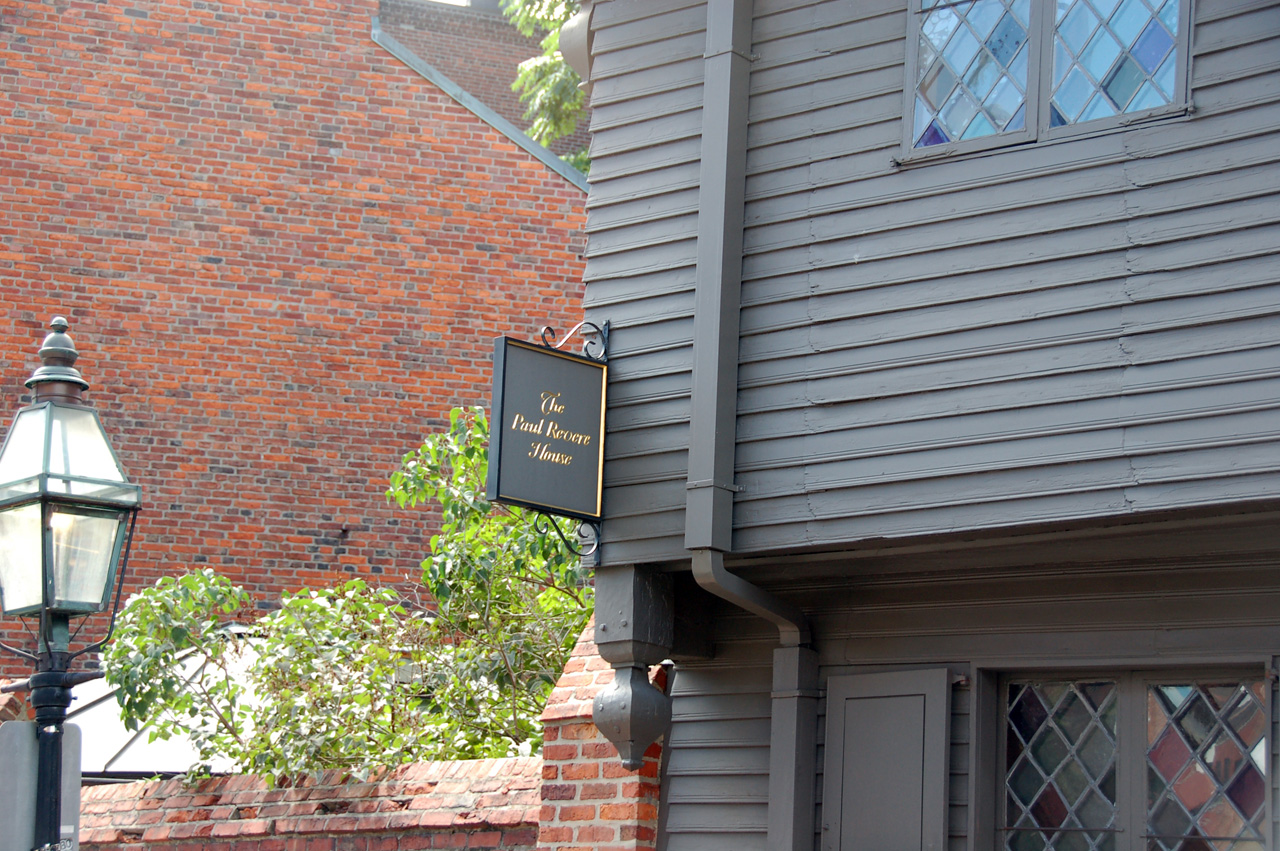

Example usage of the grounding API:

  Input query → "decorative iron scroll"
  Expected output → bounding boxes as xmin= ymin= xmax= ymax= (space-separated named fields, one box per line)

xmin=534 ymin=511 xmax=601 ymax=560
xmin=534 ymin=320 xmax=606 ymax=559
xmin=541 ymin=320 xmax=609 ymax=363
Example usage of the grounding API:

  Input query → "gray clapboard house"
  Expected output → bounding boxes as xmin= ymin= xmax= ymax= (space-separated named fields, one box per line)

xmin=558 ymin=0 xmax=1280 ymax=850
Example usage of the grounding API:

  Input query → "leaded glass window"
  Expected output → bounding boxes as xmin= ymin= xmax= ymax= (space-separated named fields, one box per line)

xmin=1147 ymin=683 xmax=1268 ymax=851
xmin=1006 ymin=681 xmax=1120 ymax=851
xmin=1051 ymin=0 xmax=1181 ymax=127
xmin=1002 ymin=675 xmax=1269 ymax=851
xmin=909 ymin=0 xmax=1189 ymax=153
xmin=913 ymin=0 xmax=1033 ymax=148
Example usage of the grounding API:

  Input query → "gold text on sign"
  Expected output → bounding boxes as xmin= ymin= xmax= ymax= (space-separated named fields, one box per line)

xmin=529 ymin=442 xmax=574 ymax=465
xmin=512 ymin=390 xmax=593 ymax=467
xmin=511 ymin=413 xmax=545 ymax=435
xmin=541 ymin=392 xmax=567 ymax=415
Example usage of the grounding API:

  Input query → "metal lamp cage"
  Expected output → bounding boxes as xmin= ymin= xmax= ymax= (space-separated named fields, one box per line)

xmin=0 ymin=399 xmax=141 ymax=620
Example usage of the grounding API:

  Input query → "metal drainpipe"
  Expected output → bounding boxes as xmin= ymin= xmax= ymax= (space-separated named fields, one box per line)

xmin=685 ymin=1 xmax=819 ymax=849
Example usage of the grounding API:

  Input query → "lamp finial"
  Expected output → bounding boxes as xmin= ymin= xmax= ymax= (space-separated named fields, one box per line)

xmin=26 ymin=315 xmax=89 ymax=399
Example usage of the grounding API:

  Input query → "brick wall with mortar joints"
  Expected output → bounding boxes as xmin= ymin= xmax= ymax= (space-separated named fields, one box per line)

xmin=77 ymin=756 xmax=543 ymax=850
xmin=378 ymin=0 xmax=594 ymax=157
xmin=0 ymin=0 xmax=586 ymax=677
xmin=537 ymin=620 xmax=665 ymax=851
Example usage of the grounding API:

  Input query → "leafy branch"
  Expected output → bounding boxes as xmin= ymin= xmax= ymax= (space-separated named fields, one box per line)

xmin=104 ymin=407 xmax=592 ymax=782
xmin=501 ymin=0 xmax=588 ymax=163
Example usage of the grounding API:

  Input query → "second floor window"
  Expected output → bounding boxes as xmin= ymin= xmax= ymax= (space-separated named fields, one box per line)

xmin=908 ymin=0 xmax=1190 ymax=156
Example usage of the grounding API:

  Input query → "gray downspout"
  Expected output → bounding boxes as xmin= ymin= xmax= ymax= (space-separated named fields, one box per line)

xmin=685 ymin=1 xmax=819 ymax=849
xmin=691 ymin=552 xmax=818 ymax=851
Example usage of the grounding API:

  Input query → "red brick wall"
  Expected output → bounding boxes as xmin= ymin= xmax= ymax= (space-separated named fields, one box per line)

xmin=0 ymin=0 xmax=586 ymax=675
xmin=69 ymin=623 xmax=662 ymax=851
xmin=537 ymin=621 xmax=665 ymax=851
xmin=79 ymin=757 xmax=542 ymax=850
xmin=378 ymin=0 xmax=593 ymax=157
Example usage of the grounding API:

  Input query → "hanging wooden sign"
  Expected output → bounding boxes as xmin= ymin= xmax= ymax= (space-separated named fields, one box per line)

xmin=487 ymin=336 xmax=607 ymax=521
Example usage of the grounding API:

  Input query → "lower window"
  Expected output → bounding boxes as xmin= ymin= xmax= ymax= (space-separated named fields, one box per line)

xmin=1003 ymin=673 xmax=1269 ymax=851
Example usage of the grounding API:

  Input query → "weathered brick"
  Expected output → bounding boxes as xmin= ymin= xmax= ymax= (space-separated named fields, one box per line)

xmin=580 ymin=742 xmax=619 ymax=761
xmin=556 ymin=722 xmax=600 ymax=741
xmin=579 ymin=782 xmax=619 ymax=800
xmin=558 ymin=763 xmax=597 ymax=781
xmin=555 ymin=805 xmax=596 ymax=822
xmin=598 ymin=803 xmax=639 ymax=822
xmin=534 ymin=825 xmax=572 ymax=844
xmin=620 ymin=824 xmax=657 ymax=842
xmin=539 ymin=784 xmax=576 ymax=802
xmin=77 ymin=757 xmax=542 ymax=850
xmin=539 ymin=744 xmax=578 ymax=762
xmin=573 ymin=824 xmax=615 ymax=843
xmin=501 ymin=827 xmax=538 ymax=847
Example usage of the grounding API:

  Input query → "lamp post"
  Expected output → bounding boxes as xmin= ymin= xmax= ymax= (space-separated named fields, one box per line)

xmin=0 ymin=317 xmax=141 ymax=851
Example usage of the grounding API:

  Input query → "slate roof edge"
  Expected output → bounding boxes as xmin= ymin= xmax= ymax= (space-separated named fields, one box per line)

xmin=370 ymin=16 xmax=589 ymax=192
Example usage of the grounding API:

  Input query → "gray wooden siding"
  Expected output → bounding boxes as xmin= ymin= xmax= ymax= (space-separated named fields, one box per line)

xmin=586 ymin=0 xmax=1280 ymax=564
xmin=661 ymin=656 xmax=774 ymax=851
xmin=584 ymin=0 xmax=706 ymax=562
xmin=734 ymin=0 xmax=1280 ymax=553
xmin=658 ymin=534 xmax=1280 ymax=851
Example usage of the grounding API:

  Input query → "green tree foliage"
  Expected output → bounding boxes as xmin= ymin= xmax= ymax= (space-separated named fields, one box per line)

xmin=387 ymin=407 xmax=593 ymax=751
xmin=104 ymin=407 xmax=592 ymax=780
xmin=105 ymin=574 xmax=449 ymax=777
xmin=502 ymin=0 xmax=588 ymax=160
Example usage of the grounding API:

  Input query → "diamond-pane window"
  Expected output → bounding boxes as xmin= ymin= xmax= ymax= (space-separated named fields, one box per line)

xmin=913 ymin=0 xmax=1028 ymax=147
xmin=1147 ymin=682 xmax=1268 ymax=850
xmin=1005 ymin=681 xmax=1118 ymax=851
xmin=910 ymin=0 xmax=1188 ymax=152
xmin=1052 ymin=0 xmax=1179 ymax=123
xmin=1004 ymin=675 xmax=1266 ymax=851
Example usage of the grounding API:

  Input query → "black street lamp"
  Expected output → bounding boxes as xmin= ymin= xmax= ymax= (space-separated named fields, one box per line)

xmin=0 ymin=317 xmax=141 ymax=851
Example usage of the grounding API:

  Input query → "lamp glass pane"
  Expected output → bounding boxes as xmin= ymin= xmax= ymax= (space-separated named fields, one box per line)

xmin=50 ymin=506 xmax=122 ymax=611
xmin=48 ymin=406 xmax=126 ymax=483
xmin=0 ymin=407 xmax=50 ymax=485
xmin=0 ymin=502 xmax=44 ymax=614
xmin=46 ymin=476 xmax=140 ymax=504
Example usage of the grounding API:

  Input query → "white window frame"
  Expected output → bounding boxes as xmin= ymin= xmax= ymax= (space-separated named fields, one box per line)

xmin=901 ymin=0 xmax=1195 ymax=162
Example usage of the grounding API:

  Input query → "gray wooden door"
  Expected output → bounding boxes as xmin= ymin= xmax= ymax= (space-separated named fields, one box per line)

xmin=822 ymin=669 xmax=952 ymax=851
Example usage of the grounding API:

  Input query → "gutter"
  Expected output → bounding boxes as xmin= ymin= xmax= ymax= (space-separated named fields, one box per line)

xmin=370 ymin=17 xmax=589 ymax=193
xmin=683 ymin=1 xmax=818 ymax=848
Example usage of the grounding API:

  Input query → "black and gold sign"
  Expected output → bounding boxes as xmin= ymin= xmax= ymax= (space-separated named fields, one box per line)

xmin=488 ymin=337 xmax=606 ymax=521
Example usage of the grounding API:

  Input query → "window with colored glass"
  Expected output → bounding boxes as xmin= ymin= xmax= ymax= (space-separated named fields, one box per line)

xmin=908 ymin=0 xmax=1189 ymax=154
xmin=1003 ymin=675 xmax=1268 ymax=851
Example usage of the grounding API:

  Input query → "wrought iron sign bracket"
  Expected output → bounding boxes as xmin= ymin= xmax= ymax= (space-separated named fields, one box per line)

xmin=541 ymin=320 xmax=609 ymax=363
xmin=534 ymin=512 xmax=602 ymax=566
xmin=519 ymin=319 xmax=608 ymax=566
